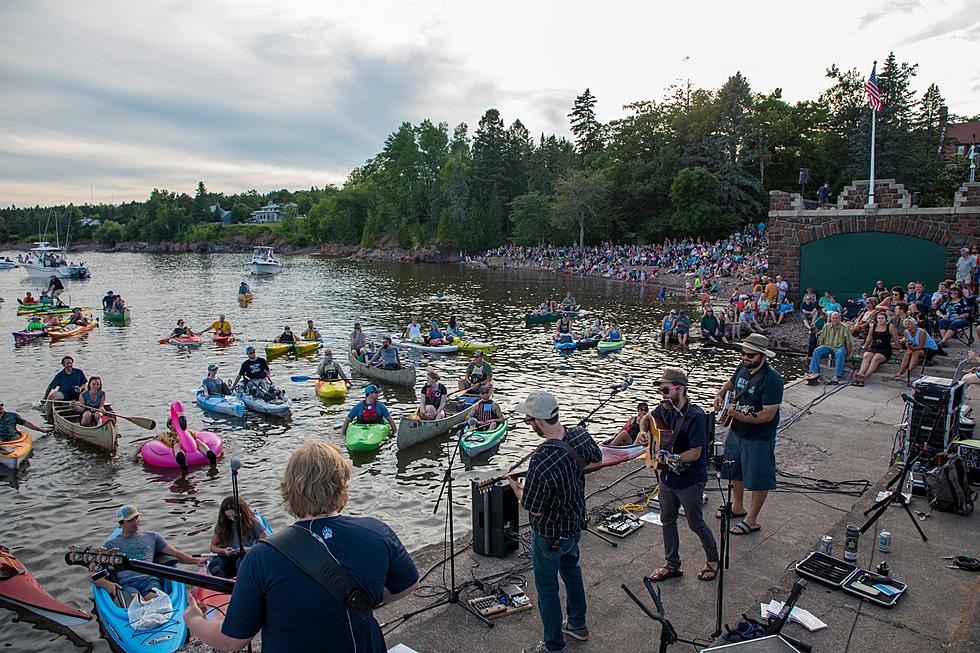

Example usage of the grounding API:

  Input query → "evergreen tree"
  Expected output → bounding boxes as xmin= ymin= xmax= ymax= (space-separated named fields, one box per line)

xmin=568 ymin=88 xmax=603 ymax=158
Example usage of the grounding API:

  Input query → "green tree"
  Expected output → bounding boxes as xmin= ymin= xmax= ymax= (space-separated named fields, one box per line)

xmin=192 ymin=181 xmax=210 ymax=222
xmin=509 ymin=191 xmax=553 ymax=245
xmin=472 ymin=109 xmax=508 ymax=206
xmin=669 ymin=167 xmax=738 ymax=238
xmin=552 ymin=168 xmax=609 ymax=248
xmin=93 ymin=220 xmax=125 ymax=246
xmin=569 ymin=88 xmax=603 ymax=158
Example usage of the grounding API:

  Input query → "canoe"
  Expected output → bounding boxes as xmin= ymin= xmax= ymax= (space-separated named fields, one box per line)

xmin=265 ymin=340 xmax=320 ymax=359
xmin=394 ymin=337 xmax=458 ymax=354
xmin=460 ymin=421 xmax=508 ymax=457
xmin=315 ymin=380 xmax=348 ymax=401
xmin=211 ymin=333 xmax=235 ymax=346
xmin=235 ymin=387 xmax=291 ymax=417
xmin=11 ymin=329 xmax=48 ymax=345
xmin=0 ymin=430 xmax=33 ymax=468
xmin=346 ymin=422 xmax=392 ymax=453
xmin=0 ymin=545 xmax=92 ymax=627
xmin=597 ymin=338 xmax=626 ymax=353
xmin=48 ymin=322 xmax=98 ymax=341
xmin=348 ymin=351 xmax=416 ymax=388
xmin=397 ymin=406 xmax=471 ymax=449
xmin=196 ymin=389 xmax=245 ymax=418
xmin=103 ymin=309 xmax=130 ymax=324
xmin=586 ymin=437 xmax=647 ymax=473
xmin=454 ymin=339 xmax=496 ymax=354
xmin=168 ymin=335 xmax=202 ymax=347
xmin=92 ymin=529 xmax=187 ymax=653
xmin=524 ymin=308 xmax=581 ymax=324
xmin=52 ymin=403 xmax=118 ymax=452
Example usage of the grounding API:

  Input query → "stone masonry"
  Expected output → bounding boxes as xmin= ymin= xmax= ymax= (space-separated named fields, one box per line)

xmin=768 ymin=180 xmax=980 ymax=294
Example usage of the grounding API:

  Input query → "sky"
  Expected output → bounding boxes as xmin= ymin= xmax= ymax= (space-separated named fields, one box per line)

xmin=1 ymin=0 xmax=978 ymax=207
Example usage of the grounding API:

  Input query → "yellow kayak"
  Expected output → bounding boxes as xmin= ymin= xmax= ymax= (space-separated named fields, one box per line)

xmin=316 ymin=379 xmax=348 ymax=400
xmin=455 ymin=339 xmax=496 ymax=354
xmin=0 ymin=429 xmax=33 ymax=468
xmin=265 ymin=340 xmax=320 ymax=359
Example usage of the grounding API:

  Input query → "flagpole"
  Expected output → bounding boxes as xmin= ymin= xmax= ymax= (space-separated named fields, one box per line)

xmin=868 ymin=108 xmax=876 ymax=206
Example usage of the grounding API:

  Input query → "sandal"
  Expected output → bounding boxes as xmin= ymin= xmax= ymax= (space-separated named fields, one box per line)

xmin=715 ymin=506 xmax=748 ymax=520
xmin=698 ymin=561 xmax=719 ymax=581
xmin=731 ymin=520 xmax=761 ymax=535
xmin=648 ymin=566 xmax=683 ymax=582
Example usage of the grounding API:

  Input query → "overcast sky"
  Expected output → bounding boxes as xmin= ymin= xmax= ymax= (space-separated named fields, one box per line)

xmin=1 ymin=0 xmax=978 ymax=207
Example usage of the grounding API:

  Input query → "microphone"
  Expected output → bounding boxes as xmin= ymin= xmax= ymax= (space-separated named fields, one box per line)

xmin=230 ymin=458 xmax=242 ymax=472
xmin=467 ymin=417 xmax=478 ymax=429
xmin=901 ymin=393 xmax=924 ymax=407
xmin=611 ymin=376 xmax=634 ymax=391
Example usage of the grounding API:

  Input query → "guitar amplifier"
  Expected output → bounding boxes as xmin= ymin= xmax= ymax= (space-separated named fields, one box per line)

xmin=910 ymin=376 xmax=964 ymax=450
xmin=471 ymin=480 xmax=519 ymax=557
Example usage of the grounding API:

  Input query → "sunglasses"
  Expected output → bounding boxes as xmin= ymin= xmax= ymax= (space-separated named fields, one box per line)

xmin=658 ymin=385 xmax=678 ymax=394
xmin=741 ymin=351 xmax=762 ymax=359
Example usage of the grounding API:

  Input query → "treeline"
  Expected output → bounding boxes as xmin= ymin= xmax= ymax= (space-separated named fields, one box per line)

xmin=1 ymin=52 xmax=974 ymax=250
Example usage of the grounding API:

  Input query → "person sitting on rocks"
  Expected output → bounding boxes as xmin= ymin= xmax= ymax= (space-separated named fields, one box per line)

xmin=842 ymin=297 xmax=862 ymax=322
xmin=800 ymin=288 xmax=818 ymax=324
xmin=894 ymin=317 xmax=939 ymax=379
xmin=854 ymin=312 xmax=900 ymax=386
xmin=700 ymin=307 xmax=722 ymax=342
xmin=937 ymin=285 xmax=972 ymax=346
xmin=806 ymin=311 xmax=851 ymax=384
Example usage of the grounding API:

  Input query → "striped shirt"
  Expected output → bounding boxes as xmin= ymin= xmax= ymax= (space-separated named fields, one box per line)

xmin=820 ymin=322 xmax=851 ymax=350
xmin=521 ymin=426 xmax=603 ymax=539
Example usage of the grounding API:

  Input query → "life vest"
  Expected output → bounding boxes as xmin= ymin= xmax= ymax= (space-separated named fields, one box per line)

xmin=469 ymin=363 xmax=488 ymax=383
xmin=302 ymin=329 xmax=320 ymax=340
xmin=359 ymin=401 xmax=381 ymax=424
xmin=477 ymin=401 xmax=495 ymax=423
xmin=321 ymin=362 xmax=338 ymax=380
xmin=423 ymin=384 xmax=444 ymax=407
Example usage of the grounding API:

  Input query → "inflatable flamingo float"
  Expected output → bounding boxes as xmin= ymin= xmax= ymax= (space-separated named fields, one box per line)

xmin=141 ymin=400 xmax=224 ymax=468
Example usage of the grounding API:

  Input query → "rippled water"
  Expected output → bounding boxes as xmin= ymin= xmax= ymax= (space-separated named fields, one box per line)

xmin=0 ymin=251 xmax=804 ymax=650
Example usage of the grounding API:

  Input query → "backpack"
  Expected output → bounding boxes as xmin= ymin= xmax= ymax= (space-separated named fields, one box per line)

xmin=925 ymin=455 xmax=976 ymax=515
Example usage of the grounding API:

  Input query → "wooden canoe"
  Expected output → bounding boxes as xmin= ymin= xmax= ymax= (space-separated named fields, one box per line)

xmin=348 ymin=351 xmax=416 ymax=388
xmin=52 ymin=404 xmax=118 ymax=452
xmin=397 ymin=405 xmax=471 ymax=449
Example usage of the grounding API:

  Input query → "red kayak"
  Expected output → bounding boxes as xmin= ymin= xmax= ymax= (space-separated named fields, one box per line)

xmin=585 ymin=437 xmax=646 ymax=473
xmin=0 ymin=546 xmax=92 ymax=627
xmin=211 ymin=333 xmax=236 ymax=346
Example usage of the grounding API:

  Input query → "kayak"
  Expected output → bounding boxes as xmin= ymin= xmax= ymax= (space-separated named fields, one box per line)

xmin=237 ymin=293 xmax=253 ymax=303
xmin=586 ymin=437 xmax=647 ymax=473
xmin=454 ymin=339 xmax=496 ymax=354
xmin=346 ymin=422 xmax=392 ymax=453
xmin=460 ymin=421 xmax=508 ymax=457
xmin=236 ymin=386 xmax=291 ymax=417
xmin=0 ymin=430 xmax=33 ymax=468
xmin=394 ymin=337 xmax=459 ymax=354
xmin=103 ymin=309 xmax=130 ymax=324
xmin=315 ymin=379 xmax=348 ymax=400
xmin=554 ymin=338 xmax=577 ymax=351
xmin=576 ymin=336 xmax=601 ymax=350
xmin=0 ymin=545 xmax=92 ymax=627
xmin=17 ymin=305 xmax=81 ymax=316
xmin=196 ymin=389 xmax=245 ymax=418
xmin=265 ymin=340 xmax=320 ymax=359
xmin=92 ymin=529 xmax=188 ymax=653
xmin=48 ymin=322 xmax=98 ymax=341
xmin=597 ymin=338 xmax=626 ymax=353
xmin=211 ymin=333 xmax=235 ymax=346
xmin=168 ymin=335 xmax=202 ymax=347
xmin=192 ymin=512 xmax=272 ymax=619
xmin=11 ymin=329 xmax=48 ymax=345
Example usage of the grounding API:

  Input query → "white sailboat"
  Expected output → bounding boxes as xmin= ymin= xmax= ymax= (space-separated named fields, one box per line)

xmin=19 ymin=242 xmax=90 ymax=280
xmin=249 ymin=246 xmax=283 ymax=275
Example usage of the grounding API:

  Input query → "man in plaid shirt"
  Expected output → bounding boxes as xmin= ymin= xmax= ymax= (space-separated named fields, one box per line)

xmin=508 ymin=391 xmax=602 ymax=653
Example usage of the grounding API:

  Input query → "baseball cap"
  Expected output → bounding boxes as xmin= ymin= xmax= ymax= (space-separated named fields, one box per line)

xmin=473 ymin=349 xmax=483 ymax=357
xmin=207 ymin=363 xmax=218 ymax=371
xmin=115 ymin=505 xmax=141 ymax=522
xmin=245 ymin=346 xmax=256 ymax=354
xmin=364 ymin=384 xmax=379 ymax=395
xmin=514 ymin=391 xmax=559 ymax=420
xmin=669 ymin=309 xmax=676 ymax=314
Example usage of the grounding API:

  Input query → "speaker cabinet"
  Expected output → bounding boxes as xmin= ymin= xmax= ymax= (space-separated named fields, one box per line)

xmin=471 ymin=480 xmax=519 ymax=557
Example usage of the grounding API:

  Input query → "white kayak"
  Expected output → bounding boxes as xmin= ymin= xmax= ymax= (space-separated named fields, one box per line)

xmin=235 ymin=386 xmax=291 ymax=416
xmin=393 ymin=337 xmax=459 ymax=354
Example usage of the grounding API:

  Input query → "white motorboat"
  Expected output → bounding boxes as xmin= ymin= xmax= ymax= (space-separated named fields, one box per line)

xmin=19 ymin=242 xmax=90 ymax=280
xmin=0 ymin=257 xmax=17 ymax=270
xmin=249 ymin=246 xmax=283 ymax=275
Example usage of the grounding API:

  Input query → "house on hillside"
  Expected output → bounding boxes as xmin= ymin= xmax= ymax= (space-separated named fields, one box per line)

xmin=210 ymin=202 xmax=232 ymax=224
xmin=944 ymin=121 xmax=979 ymax=158
xmin=249 ymin=202 xmax=304 ymax=223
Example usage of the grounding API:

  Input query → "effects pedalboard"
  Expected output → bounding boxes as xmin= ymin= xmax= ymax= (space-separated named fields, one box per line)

xmin=467 ymin=584 xmax=533 ymax=618
xmin=596 ymin=511 xmax=644 ymax=538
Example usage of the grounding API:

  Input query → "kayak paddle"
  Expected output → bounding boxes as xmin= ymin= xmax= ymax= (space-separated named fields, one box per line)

xmin=41 ymin=400 xmax=156 ymax=430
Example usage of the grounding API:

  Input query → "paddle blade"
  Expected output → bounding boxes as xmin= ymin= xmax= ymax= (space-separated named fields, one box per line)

xmin=158 ymin=338 xmax=169 ymax=344
xmin=114 ymin=414 xmax=156 ymax=430
xmin=290 ymin=375 xmax=314 ymax=382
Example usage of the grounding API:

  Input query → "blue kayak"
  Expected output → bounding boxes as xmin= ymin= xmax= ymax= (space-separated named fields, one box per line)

xmin=92 ymin=529 xmax=188 ymax=653
xmin=554 ymin=339 xmax=577 ymax=351
xmin=196 ymin=389 xmax=245 ymax=418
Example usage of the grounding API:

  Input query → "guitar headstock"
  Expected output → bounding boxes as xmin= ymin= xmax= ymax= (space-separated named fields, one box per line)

xmin=65 ymin=546 xmax=128 ymax=570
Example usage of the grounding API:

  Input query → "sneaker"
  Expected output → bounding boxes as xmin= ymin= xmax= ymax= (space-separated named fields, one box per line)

xmin=206 ymin=450 xmax=217 ymax=466
xmin=523 ymin=643 xmax=561 ymax=653
xmin=175 ymin=451 xmax=188 ymax=472
xmin=562 ymin=622 xmax=589 ymax=641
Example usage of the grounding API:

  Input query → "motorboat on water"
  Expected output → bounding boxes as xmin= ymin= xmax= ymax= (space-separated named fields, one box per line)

xmin=249 ymin=246 xmax=283 ymax=275
xmin=19 ymin=242 xmax=90 ymax=280
xmin=0 ymin=257 xmax=17 ymax=270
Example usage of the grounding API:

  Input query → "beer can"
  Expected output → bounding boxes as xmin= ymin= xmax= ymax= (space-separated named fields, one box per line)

xmin=843 ymin=524 xmax=860 ymax=562
xmin=878 ymin=530 xmax=892 ymax=553
xmin=818 ymin=535 xmax=833 ymax=556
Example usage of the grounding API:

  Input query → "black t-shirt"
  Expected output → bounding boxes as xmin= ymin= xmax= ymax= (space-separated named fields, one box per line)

xmin=422 ymin=383 xmax=448 ymax=407
xmin=652 ymin=402 xmax=708 ymax=489
xmin=239 ymin=358 xmax=270 ymax=380
xmin=728 ymin=363 xmax=783 ymax=441
xmin=49 ymin=278 xmax=64 ymax=291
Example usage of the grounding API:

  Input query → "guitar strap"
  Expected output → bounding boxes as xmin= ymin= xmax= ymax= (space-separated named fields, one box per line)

xmin=731 ymin=363 xmax=769 ymax=406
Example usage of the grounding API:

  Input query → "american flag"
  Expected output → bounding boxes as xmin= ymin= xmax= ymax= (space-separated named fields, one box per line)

xmin=866 ymin=62 xmax=882 ymax=112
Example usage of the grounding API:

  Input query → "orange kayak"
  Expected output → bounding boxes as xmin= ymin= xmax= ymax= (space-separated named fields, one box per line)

xmin=0 ymin=545 xmax=92 ymax=627
xmin=48 ymin=322 xmax=98 ymax=340
xmin=0 ymin=430 xmax=32 ymax=468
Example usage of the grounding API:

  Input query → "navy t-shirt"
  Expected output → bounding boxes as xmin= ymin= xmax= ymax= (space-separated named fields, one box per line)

xmin=221 ymin=515 xmax=418 ymax=653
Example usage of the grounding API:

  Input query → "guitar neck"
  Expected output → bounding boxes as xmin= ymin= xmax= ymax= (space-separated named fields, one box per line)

xmin=65 ymin=547 xmax=235 ymax=593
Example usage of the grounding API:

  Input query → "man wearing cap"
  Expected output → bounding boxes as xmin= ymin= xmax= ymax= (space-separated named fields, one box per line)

xmin=350 ymin=322 xmax=368 ymax=357
xmin=231 ymin=346 xmax=273 ymax=394
xmin=645 ymin=369 xmax=718 ymax=583
xmin=203 ymin=314 xmax=233 ymax=338
xmin=459 ymin=350 xmax=493 ymax=395
xmin=1 ymin=400 xmax=52 ymax=452
xmin=508 ymin=391 xmax=602 ymax=653
xmin=96 ymin=505 xmax=205 ymax=600
xmin=102 ymin=290 xmax=115 ymax=311
xmin=317 ymin=349 xmax=352 ymax=386
xmin=956 ymin=247 xmax=976 ymax=291
xmin=713 ymin=334 xmax=783 ymax=535
xmin=201 ymin=364 xmax=233 ymax=398
xmin=341 ymin=385 xmax=397 ymax=436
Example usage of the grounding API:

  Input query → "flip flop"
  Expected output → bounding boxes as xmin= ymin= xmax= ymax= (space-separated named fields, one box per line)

xmin=698 ymin=562 xmax=719 ymax=581
xmin=648 ymin=566 xmax=683 ymax=582
xmin=716 ymin=506 xmax=748 ymax=520
xmin=731 ymin=520 xmax=761 ymax=535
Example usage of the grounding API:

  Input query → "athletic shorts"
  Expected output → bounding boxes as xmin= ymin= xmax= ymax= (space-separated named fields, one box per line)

xmin=721 ymin=432 xmax=777 ymax=491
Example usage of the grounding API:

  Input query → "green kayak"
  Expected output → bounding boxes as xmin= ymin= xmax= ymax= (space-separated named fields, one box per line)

xmin=524 ymin=311 xmax=580 ymax=325
xmin=460 ymin=421 xmax=508 ymax=457
xmin=597 ymin=338 xmax=626 ymax=353
xmin=103 ymin=308 xmax=130 ymax=324
xmin=346 ymin=422 xmax=392 ymax=453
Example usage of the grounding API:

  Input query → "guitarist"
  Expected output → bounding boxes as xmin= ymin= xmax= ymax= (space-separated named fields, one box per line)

xmin=642 ymin=368 xmax=719 ymax=583
xmin=713 ymin=334 xmax=784 ymax=537
xmin=507 ymin=391 xmax=602 ymax=653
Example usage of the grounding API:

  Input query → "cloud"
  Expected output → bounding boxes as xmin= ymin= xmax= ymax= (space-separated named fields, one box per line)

xmin=897 ymin=2 xmax=980 ymax=45
xmin=859 ymin=0 xmax=922 ymax=29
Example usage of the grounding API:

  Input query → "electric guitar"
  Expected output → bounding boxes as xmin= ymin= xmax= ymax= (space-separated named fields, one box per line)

xmin=64 ymin=546 xmax=234 ymax=593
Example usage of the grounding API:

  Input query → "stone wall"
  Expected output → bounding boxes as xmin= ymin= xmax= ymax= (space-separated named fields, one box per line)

xmin=768 ymin=181 xmax=980 ymax=293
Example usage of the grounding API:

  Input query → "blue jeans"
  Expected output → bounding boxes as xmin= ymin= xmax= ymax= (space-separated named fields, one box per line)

xmin=532 ymin=532 xmax=587 ymax=652
xmin=809 ymin=345 xmax=847 ymax=377
xmin=938 ymin=317 xmax=970 ymax=331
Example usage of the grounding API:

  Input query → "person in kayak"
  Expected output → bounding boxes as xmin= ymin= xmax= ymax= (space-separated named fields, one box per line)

xmin=446 ymin=316 xmax=464 ymax=338
xmin=418 ymin=369 xmax=449 ymax=420
xmin=170 ymin=319 xmax=196 ymax=339
xmin=95 ymin=505 xmax=206 ymax=600
xmin=207 ymin=496 xmax=269 ymax=579
xmin=424 ymin=321 xmax=446 ymax=346
xmin=276 ymin=326 xmax=299 ymax=343
xmin=583 ymin=318 xmax=603 ymax=341
xmin=604 ymin=320 xmax=624 ymax=342
xmin=21 ymin=291 xmax=36 ymax=305
xmin=47 ymin=275 xmax=65 ymax=306
xmin=102 ymin=290 xmax=115 ymax=311
xmin=349 ymin=322 xmax=367 ymax=358
xmin=608 ymin=401 xmax=651 ymax=446
xmin=554 ymin=313 xmax=574 ymax=343
xmin=67 ymin=307 xmax=89 ymax=326
xmin=403 ymin=317 xmax=424 ymax=342
xmin=302 ymin=320 xmax=321 ymax=341
xmin=203 ymin=314 xmax=233 ymax=338
xmin=341 ymin=385 xmax=397 ymax=437
xmin=0 ymin=400 xmax=52 ymax=453
xmin=202 ymin=364 xmax=233 ymax=398
xmin=25 ymin=316 xmax=46 ymax=332
xmin=231 ymin=346 xmax=274 ymax=395
xmin=110 ymin=294 xmax=126 ymax=313
xmin=661 ymin=310 xmax=676 ymax=345
xmin=238 ymin=281 xmax=250 ymax=296
xmin=72 ymin=376 xmax=106 ymax=427
xmin=561 ymin=291 xmax=577 ymax=310
xmin=369 ymin=337 xmax=403 ymax=370
xmin=317 ymin=349 xmax=352 ymax=387
xmin=154 ymin=412 xmax=219 ymax=470
xmin=44 ymin=356 xmax=87 ymax=415
xmin=467 ymin=387 xmax=504 ymax=430
xmin=459 ymin=349 xmax=493 ymax=395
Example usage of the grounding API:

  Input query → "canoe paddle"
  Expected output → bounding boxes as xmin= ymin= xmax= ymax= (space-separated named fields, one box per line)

xmin=40 ymin=399 xmax=157 ymax=430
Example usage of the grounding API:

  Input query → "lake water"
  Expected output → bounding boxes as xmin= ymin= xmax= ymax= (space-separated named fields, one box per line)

xmin=0 ymin=251 xmax=804 ymax=651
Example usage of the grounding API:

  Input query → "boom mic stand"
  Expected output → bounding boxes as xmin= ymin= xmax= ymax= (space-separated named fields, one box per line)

xmin=230 ymin=458 xmax=247 ymax=560
xmin=709 ymin=412 xmax=735 ymax=639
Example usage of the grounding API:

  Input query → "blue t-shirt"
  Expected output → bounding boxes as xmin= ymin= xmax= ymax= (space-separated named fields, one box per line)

xmin=47 ymin=368 xmax=87 ymax=400
xmin=376 ymin=346 xmax=398 ymax=365
xmin=221 ymin=516 xmax=418 ymax=653
xmin=347 ymin=401 xmax=391 ymax=422
xmin=103 ymin=531 xmax=167 ymax=587
xmin=653 ymin=403 xmax=709 ymax=489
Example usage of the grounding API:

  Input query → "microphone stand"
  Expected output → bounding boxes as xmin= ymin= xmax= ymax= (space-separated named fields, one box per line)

xmin=230 ymin=461 xmax=246 ymax=561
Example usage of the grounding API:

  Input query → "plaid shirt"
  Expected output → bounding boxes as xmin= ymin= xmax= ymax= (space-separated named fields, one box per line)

xmin=521 ymin=426 xmax=603 ymax=539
